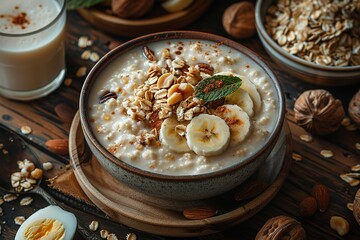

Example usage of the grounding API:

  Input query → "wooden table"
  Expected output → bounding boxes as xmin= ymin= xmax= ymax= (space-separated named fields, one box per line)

xmin=1 ymin=1 xmax=360 ymax=239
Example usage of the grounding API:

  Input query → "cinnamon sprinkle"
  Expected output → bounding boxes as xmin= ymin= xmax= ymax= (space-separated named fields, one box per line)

xmin=0 ymin=11 xmax=30 ymax=30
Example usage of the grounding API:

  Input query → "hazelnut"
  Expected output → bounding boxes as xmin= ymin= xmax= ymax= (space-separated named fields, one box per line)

xmin=111 ymin=0 xmax=154 ymax=19
xmin=222 ymin=2 xmax=256 ymax=39
xmin=294 ymin=89 xmax=345 ymax=135
xmin=255 ymin=215 xmax=306 ymax=240
xmin=353 ymin=188 xmax=360 ymax=226
xmin=349 ymin=89 xmax=360 ymax=125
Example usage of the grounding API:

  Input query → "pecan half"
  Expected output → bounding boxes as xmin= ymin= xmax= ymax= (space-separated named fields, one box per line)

xmin=197 ymin=63 xmax=214 ymax=75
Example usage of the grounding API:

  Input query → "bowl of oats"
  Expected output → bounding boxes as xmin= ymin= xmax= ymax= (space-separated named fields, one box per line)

xmin=255 ymin=0 xmax=360 ymax=86
xmin=79 ymin=31 xmax=285 ymax=200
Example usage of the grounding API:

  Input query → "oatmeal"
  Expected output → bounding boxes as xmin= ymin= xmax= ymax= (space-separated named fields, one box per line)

xmin=88 ymin=40 xmax=279 ymax=175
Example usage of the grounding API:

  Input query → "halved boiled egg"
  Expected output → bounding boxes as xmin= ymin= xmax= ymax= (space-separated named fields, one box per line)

xmin=15 ymin=205 xmax=77 ymax=240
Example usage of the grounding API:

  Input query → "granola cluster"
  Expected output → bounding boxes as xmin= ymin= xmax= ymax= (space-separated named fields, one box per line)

xmin=120 ymin=46 xmax=217 ymax=146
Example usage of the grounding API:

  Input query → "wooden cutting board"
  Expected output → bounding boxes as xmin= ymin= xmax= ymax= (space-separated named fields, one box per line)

xmin=77 ymin=0 xmax=214 ymax=37
xmin=69 ymin=112 xmax=292 ymax=237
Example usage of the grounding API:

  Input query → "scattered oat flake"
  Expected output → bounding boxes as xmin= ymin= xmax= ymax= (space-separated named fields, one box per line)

xmin=76 ymin=67 xmax=87 ymax=78
xmin=320 ymin=150 xmax=333 ymax=158
xmin=64 ymin=78 xmax=72 ymax=87
xmin=300 ymin=134 xmax=312 ymax=142
xmin=352 ymin=164 xmax=360 ymax=172
xmin=78 ymin=36 xmax=89 ymax=48
xmin=89 ymin=220 xmax=99 ymax=231
xmin=2 ymin=149 xmax=8 ymax=155
xmin=87 ymin=39 xmax=93 ymax=47
xmin=341 ymin=118 xmax=351 ymax=127
xmin=14 ymin=216 xmax=25 ymax=225
xmin=20 ymin=196 xmax=33 ymax=206
xmin=347 ymin=203 xmax=354 ymax=211
xmin=346 ymin=124 xmax=358 ymax=131
xmin=4 ymin=194 xmax=17 ymax=202
xmin=42 ymin=162 xmax=53 ymax=171
xmin=100 ymin=229 xmax=109 ymax=238
xmin=21 ymin=126 xmax=32 ymax=135
xmin=107 ymin=233 xmax=118 ymax=240
xmin=90 ymin=52 xmax=100 ymax=62
xmin=81 ymin=50 xmax=91 ymax=60
xmin=292 ymin=153 xmax=302 ymax=161
xmin=340 ymin=174 xmax=360 ymax=186
xmin=356 ymin=143 xmax=360 ymax=150
xmin=0 ymin=144 xmax=3 ymax=149
xmin=126 ymin=233 xmax=137 ymax=240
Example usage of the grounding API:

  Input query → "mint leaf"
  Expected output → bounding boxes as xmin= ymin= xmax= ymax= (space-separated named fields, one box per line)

xmin=195 ymin=75 xmax=242 ymax=102
xmin=66 ymin=0 xmax=104 ymax=10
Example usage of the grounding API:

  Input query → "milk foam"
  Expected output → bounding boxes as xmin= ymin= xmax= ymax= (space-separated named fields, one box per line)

xmin=0 ymin=0 xmax=62 ymax=51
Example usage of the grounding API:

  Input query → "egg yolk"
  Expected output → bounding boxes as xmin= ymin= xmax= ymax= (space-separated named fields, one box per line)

xmin=22 ymin=218 xmax=65 ymax=240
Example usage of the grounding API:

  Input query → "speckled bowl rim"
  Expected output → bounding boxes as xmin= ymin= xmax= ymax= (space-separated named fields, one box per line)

xmin=255 ymin=0 xmax=360 ymax=72
xmin=79 ymin=30 xmax=285 ymax=182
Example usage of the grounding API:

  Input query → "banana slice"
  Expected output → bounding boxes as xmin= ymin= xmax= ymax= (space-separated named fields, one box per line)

xmin=160 ymin=118 xmax=190 ymax=153
xmin=216 ymin=72 xmax=262 ymax=114
xmin=225 ymin=88 xmax=254 ymax=117
xmin=162 ymin=0 xmax=193 ymax=12
xmin=186 ymin=114 xmax=230 ymax=156
xmin=215 ymin=104 xmax=251 ymax=147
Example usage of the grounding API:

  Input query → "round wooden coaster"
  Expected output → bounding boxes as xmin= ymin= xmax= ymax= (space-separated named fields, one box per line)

xmin=69 ymin=112 xmax=292 ymax=237
xmin=77 ymin=0 xmax=214 ymax=38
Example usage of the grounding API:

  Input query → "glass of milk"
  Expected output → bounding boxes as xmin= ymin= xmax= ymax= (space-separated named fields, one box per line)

xmin=0 ymin=0 xmax=66 ymax=100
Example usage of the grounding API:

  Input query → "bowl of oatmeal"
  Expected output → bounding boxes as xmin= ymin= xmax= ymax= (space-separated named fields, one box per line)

xmin=255 ymin=0 xmax=360 ymax=86
xmin=79 ymin=31 xmax=285 ymax=200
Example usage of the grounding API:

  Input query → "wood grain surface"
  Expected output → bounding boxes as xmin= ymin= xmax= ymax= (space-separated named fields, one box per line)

xmin=0 ymin=0 xmax=360 ymax=239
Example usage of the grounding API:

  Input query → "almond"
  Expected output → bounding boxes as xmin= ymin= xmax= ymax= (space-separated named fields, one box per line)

xmin=54 ymin=103 xmax=76 ymax=123
xmin=183 ymin=206 xmax=218 ymax=220
xmin=299 ymin=196 xmax=317 ymax=217
xmin=312 ymin=184 xmax=330 ymax=212
xmin=45 ymin=139 xmax=69 ymax=155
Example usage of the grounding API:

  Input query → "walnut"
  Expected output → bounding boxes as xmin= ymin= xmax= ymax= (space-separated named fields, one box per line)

xmin=354 ymin=188 xmax=360 ymax=226
xmin=294 ymin=89 xmax=345 ymax=135
xmin=349 ymin=89 xmax=360 ymax=125
xmin=255 ymin=215 xmax=307 ymax=240
xmin=111 ymin=0 xmax=154 ymax=19
xmin=222 ymin=2 xmax=256 ymax=39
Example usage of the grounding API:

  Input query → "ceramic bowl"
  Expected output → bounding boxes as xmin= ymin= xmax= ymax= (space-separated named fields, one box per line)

xmin=255 ymin=0 xmax=360 ymax=86
xmin=79 ymin=31 xmax=285 ymax=200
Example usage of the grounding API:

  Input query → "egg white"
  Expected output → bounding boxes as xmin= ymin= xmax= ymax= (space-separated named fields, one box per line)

xmin=15 ymin=205 xmax=77 ymax=240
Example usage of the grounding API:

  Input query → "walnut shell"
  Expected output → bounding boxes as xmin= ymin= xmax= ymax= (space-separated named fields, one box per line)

xmin=349 ymin=89 xmax=360 ymax=125
xmin=353 ymin=188 xmax=360 ymax=226
xmin=111 ymin=0 xmax=154 ymax=19
xmin=222 ymin=2 xmax=256 ymax=39
xmin=255 ymin=215 xmax=307 ymax=240
xmin=294 ymin=89 xmax=345 ymax=135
